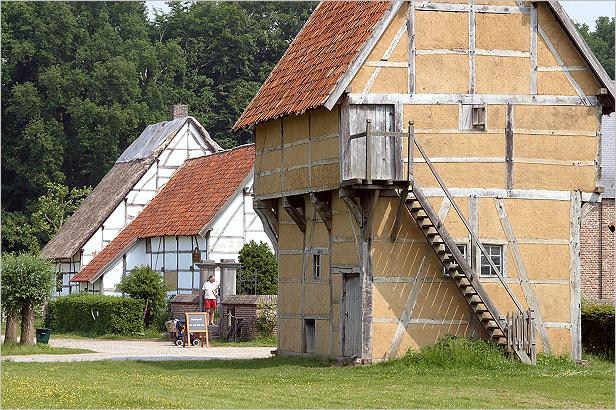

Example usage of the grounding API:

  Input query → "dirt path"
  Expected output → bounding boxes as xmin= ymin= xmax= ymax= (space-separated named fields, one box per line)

xmin=2 ymin=338 xmax=274 ymax=362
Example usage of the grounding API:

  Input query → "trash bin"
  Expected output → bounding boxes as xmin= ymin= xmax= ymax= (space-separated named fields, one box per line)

xmin=36 ymin=328 xmax=51 ymax=344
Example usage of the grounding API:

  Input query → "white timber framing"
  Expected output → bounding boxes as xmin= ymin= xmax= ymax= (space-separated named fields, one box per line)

xmin=468 ymin=0 xmax=476 ymax=94
xmin=386 ymin=256 xmax=430 ymax=359
xmin=537 ymin=25 xmax=589 ymax=104
xmin=569 ymin=190 xmax=582 ymax=361
xmin=348 ymin=93 xmax=597 ymax=106
xmin=495 ymin=198 xmax=551 ymax=353
xmin=407 ymin=0 xmax=415 ymax=94
xmin=362 ymin=19 xmax=407 ymax=95
xmin=529 ymin=2 xmax=538 ymax=94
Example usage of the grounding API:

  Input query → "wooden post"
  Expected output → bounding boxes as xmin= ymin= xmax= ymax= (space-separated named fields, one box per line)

xmin=407 ymin=121 xmax=414 ymax=182
xmin=366 ymin=119 xmax=372 ymax=184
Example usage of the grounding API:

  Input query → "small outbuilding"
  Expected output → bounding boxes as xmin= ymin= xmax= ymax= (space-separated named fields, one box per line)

xmin=221 ymin=294 xmax=277 ymax=341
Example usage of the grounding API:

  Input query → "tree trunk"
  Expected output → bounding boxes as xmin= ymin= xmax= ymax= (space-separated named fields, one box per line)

xmin=4 ymin=307 xmax=20 ymax=344
xmin=20 ymin=303 xmax=36 ymax=345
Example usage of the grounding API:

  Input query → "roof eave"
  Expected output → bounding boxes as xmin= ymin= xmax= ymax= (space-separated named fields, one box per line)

xmin=547 ymin=1 xmax=616 ymax=107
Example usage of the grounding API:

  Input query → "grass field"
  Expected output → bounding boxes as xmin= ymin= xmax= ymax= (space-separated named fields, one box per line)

xmin=1 ymin=343 xmax=95 ymax=356
xmin=2 ymin=338 xmax=614 ymax=409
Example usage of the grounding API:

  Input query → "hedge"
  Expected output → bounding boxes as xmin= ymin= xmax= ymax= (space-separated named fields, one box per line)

xmin=45 ymin=294 xmax=146 ymax=336
xmin=581 ymin=302 xmax=615 ymax=357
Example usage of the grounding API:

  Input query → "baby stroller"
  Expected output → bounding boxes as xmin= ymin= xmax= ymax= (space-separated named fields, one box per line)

xmin=165 ymin=319 xmax=202 ymax=346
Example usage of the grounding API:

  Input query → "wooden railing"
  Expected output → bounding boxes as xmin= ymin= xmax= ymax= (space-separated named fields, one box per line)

xmin=506 ymin=310 xmax=537 ymax=363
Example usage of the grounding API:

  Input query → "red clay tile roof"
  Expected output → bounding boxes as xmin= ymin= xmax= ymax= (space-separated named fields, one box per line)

xmin=72 ymin=145 xmax=255 ymax=282
xmin=233 ymin=1 xmax=391 ymax=130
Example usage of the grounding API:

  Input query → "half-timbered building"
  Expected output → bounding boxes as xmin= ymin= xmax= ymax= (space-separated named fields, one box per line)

xmin=234 ymin=1 xmax=615 ymax=363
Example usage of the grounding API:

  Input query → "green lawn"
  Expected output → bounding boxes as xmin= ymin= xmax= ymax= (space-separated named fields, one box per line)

xmin=1 ymin=343 xmax=94 ymax=356
xmin=2 ymin=353 xmax=613 ymax=408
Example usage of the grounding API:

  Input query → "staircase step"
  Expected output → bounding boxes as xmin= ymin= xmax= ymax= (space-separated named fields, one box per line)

xmin=462 ymin=288 xmax=477 ymax=297
xmin=422 ymin=227 xmax=439 ymax=237
xmin=468 ymin=295 xmax=482 ymax=304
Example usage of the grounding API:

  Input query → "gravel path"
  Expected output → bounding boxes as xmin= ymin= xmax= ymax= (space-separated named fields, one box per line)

xmin=2 ymin=338 xmax=274 ymax=363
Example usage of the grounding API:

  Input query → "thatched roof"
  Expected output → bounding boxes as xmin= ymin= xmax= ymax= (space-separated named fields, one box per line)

xmin=41 ymin=159 xmax=154 ymax=260
xmin=41 ymin=116 xmax=222 ymax=261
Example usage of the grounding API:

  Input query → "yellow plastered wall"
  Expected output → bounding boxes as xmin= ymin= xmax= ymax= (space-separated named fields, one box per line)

xmin=254 ymin=108 xmax=340 ymax=199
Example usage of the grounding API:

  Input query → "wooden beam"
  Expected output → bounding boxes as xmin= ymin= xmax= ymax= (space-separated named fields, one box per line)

xmin=390 ymin=188 xmax=409 ymax=241
xmin=415 ymin=3 xmax=529 ymax=13
xmin=495 ymin=198 xmax=551 ymax=353
xmin=310 ymin=192 xmax=333 ymax=231
xmin=254 ymin=199 xmax=279 ymax=247
xmin=538 ymin=25 xmax=589 ymax=104
xmin=362 ymin=190 xmax=380 ymax=242
xmin=468 ymin=0 xmax=476 ymax=94
xmin=530 ymin=2 xmax=538 ymax=94
xmin=505 ymin=102 xmax=514 ymax=190
xmin=283 ymin=196 xmax=306 ymax=233
xmin=569 ymin=190 xmax=582 ymax=361
xmin=347 ymin=93 xmax=596 ymax=106
xmin=407 ymin=0 xmax=416 ymax=94
xmin=339 ymin=188 xmax=363 ymax=228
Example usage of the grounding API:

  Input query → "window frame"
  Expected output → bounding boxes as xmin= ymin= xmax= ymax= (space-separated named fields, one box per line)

xmin=312 ymin=253 xmax=321 ymax=280
xmin=478 ymin=244 xmax=504 ymax=277
xmin=460 ymin=103 xmax=487 ymax=132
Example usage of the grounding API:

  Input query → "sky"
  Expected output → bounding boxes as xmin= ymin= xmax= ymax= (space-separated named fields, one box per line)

xmin=146 ymin=1 xmax=615 ymax=26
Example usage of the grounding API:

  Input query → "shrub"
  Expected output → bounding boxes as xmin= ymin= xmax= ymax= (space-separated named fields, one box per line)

xmin=402 ymin=336 xmax=514 ymax=369
xmin=256 ymin=300 xmax=277 ymax=337
xmin=117 ymin=265 xmax=167 ymax=329
xmin=45 ymin=294 xmax=145 ymax=336
xmin=238 ymin=241 xmax=277 ymax=295
xmin=581 ymin=301 xmax=615 ymax=358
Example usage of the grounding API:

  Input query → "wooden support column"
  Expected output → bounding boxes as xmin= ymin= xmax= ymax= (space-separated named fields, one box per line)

xmin=569 ymin=190 xmax=582 ymax=361
xmin=360 ymin=190 xmax=379 ymax=360
xmin=283 ymin=196 xmax=306 ymax=233
xmin=468 ymin=0 xmax=476 ymax=94
xmin=530 ymin=2 xmax=538 ymax=94
xmin=340 ymin=188 xmax=363 ymax=228
xmin=310 ymin=192 xmax=333 ymax=231
xmin=505 ymin=103 xmax=514 ymax=190
xmin=407 ymin=0 xmax=416 ymax=94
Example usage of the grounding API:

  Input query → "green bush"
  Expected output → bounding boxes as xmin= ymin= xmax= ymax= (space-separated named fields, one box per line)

xmin=45 ymin=294 xmax=145 ymax=336
xmin=238 ymin=241 xmax=277 ymax=295
xmin=581 ymin=302 xmax=615 ymax=357
xmin=255 ymin=300 xmax=277 ymax=337
xmin=117 ymin=265 xmax=167 ymax=329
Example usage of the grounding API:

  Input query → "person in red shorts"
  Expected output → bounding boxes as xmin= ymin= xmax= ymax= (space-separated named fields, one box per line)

xmin=202 ymin=275 xmax=219 ymax=325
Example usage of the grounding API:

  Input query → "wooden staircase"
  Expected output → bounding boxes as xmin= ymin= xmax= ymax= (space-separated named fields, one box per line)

xmin=406 ymin=185 xmax=533 ymax=364
xmin=346 ymin=120 xmax=537 ymax=364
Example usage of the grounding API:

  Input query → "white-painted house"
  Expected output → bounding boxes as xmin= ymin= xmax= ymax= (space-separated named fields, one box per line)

xmin=42 ymin=106 xmax=222 ymax=295
xmin=71 ymin=145 xmax=272 ymax=295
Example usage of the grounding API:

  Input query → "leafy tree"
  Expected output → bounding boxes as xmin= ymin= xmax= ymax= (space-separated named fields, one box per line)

xmin=238 ymin=241 xmax=278 ymax=295
xmin=117 ymin=265 xmax=167 ymax=328
xmin=576 ymin=17 xmax=615 ymax=79
xmin=1 ymin=1 xmax=316 ymax=254
xmin=1 ymin=253 xmax=54 ymax=345
xmin=2 ymin=182 xmax=91 ymax=253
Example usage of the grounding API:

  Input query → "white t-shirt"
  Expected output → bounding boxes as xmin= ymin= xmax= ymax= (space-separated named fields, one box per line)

xmin=202 ymin=281 xmax=219 ymax=300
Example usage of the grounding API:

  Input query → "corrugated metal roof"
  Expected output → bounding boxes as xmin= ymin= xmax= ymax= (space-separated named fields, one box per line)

xmin=72 ymin=145 xmax=256 ymax=283
xmin=233 ymin=1 xmax=391 ymax=130
xmin=116 ymin=117 xmax=187 ymax=162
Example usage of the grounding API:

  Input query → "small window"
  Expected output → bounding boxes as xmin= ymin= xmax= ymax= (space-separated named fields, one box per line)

xmin=304 ymin=319 xmax=316 ymax=354
xmin=461 ymin=104 xmax=486 ymax=131
xmin=480 ymin=245 xmax=503 ymax=276
xmin=471 ymin=105 xmax=486 ymax=130
xmin=312 ymin=254 xmax=321 ymax=279
xmin=145 ymin=238 xmax=152 ymax=253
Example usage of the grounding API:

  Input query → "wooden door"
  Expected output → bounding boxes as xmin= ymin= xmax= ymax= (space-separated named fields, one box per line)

xmin=348 ymin=104 xmax=399 ymax=181
xmin=342 ymin=273 xmax=362 ymax=357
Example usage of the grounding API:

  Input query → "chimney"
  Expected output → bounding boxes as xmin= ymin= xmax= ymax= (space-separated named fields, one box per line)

xmin=169 ymin=104 xmax=188 ymax=120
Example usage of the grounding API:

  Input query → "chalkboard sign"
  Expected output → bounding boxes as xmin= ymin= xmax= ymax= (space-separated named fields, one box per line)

xmin=184 ymin=312 xmax=210 ymax=348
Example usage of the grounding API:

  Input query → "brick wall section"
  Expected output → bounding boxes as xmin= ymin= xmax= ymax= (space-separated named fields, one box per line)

xmin=221 ymin=295 xmax=277 ymax=341
xmin=580 ymin=199 xmax=615 ymax=303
